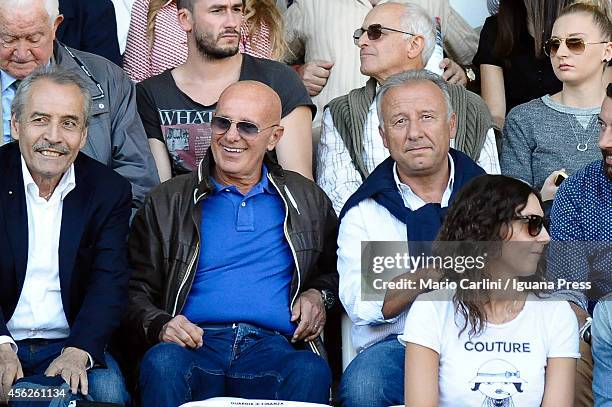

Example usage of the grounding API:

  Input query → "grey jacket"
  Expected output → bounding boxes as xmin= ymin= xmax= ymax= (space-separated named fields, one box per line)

xmin=55 ymin=42 xmax=159 ymax=209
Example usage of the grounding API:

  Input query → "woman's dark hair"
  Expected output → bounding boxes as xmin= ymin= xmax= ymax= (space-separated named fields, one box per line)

xmin=436 ymin=175 xmax=544 ymax=338
xmin=494 ymin=0 xmax=571 ymax=61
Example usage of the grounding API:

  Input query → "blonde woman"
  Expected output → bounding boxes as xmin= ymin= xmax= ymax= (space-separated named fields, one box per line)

xmin=501 ymin=2 xmax=612 ymax=202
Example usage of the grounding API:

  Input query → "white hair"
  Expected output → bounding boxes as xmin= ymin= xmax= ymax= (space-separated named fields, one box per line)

xmin=395 ymin=2 xmax=436 ymax=64
xmin=2 ymin=0 xmax=60 ymax=24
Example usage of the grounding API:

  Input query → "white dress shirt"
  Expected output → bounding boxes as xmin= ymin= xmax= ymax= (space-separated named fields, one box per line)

xmin=0 ymin=158 xmax=75 ymax=351
xmin=317 ymin=100 xmax=500 ymax=214
xmin=338 ymin=155 xmax=455 ymax=352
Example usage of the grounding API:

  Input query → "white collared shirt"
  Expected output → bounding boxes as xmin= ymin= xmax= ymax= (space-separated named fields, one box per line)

xmin=0 ymin=157 xmax=75 ymax=351
xmin=337 ymin=155 xmax=455 ymax=352
xmin=317 ymin=99 xmax=500 ymax=214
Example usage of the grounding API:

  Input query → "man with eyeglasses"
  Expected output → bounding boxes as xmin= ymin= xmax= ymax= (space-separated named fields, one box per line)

xmin=549 ymin=82 xmax=612 ymax=406
xmin=284 ymin=0 xmax=479 ymax=140
xmin=315 ymin=2 xmax=499 ymax=216
xmin=336 ymin=69 xmax=484 ymax=407
xmin=125 ymin=81 xmax=339 ymax=406
xmin=0 ymin=0 xmax=159 ymax=211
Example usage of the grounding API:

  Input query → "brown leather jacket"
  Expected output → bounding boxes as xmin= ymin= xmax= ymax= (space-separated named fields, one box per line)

xmin=125 ymin=151 xmax=339 ymax=353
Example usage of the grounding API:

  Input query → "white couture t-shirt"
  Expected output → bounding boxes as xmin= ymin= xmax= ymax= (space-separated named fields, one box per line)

xmin=399 ymin=290 xmax=580 ymax=407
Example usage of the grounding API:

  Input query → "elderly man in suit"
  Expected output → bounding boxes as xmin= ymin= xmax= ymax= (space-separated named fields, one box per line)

xmin=0 ymin=67 xmax=131 ymax=405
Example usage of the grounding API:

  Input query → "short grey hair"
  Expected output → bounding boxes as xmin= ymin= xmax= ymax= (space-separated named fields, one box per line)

xmin=376 ymin=69 xmax=454 ymax=125
xmin=397 ymin=2 xmax=436 ymax=64
xmin=12 ymin=66 xmax=92 ymax=127
xmin=3 ymin=0 xmax=60 ymax=24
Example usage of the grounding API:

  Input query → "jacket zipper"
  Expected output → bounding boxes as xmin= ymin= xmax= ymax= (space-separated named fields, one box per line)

xmin=171 ymin=189 xmax=207 ymax=316
xmin=172 ymin=242 xmax=199 ymax=316
xmin=268 ymin=174 xmax=301 ymax=309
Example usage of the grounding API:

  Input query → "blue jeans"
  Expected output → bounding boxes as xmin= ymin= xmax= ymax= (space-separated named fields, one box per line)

xmin=593 ymin=297 xmax=612 ymax=406
xmin=139 ymin=323 xmax=331 ymax=407
xmin=338 ymin=335 xmax=404 ymax=407
xmin=11 ymin=338 xmax=130 ymax=406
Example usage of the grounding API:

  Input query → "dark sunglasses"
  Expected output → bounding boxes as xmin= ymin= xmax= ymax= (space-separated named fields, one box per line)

xmin=353 ymin=24 xmax=415 ymax=45
xmin=211 ymin=116 xmax=279 ymax=138
xmin=512 ymin=215 xmax=546 ymax=237
xmin=543 ymin=37 xmax=608 ymax=57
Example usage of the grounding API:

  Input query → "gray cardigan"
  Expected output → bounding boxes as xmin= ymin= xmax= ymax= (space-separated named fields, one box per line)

xmin=501 ymin=95 xmax=600 ymax=190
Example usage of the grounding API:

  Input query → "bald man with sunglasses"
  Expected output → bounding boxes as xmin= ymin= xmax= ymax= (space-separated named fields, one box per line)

xmin=125 ymin=81 xmax=339 ymax=406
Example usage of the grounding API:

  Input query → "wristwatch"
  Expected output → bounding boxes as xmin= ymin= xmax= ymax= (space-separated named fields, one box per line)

xmin=465 ymin=66 xmax=476 ymax=83
xmin=320 ymin=289 xmax=335 ymax=309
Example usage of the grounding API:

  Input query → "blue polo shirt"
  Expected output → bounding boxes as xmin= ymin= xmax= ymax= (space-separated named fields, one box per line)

xmin=182 ymin=166 xmax=296 ymax=335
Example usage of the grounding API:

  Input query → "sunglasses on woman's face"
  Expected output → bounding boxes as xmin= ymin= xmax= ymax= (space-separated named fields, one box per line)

xmin=512 ymin=215 xmax=546 ymax=237
xmin=352 ymin=24 xmax=415 ymax=45
xmin=211 ymin=116 xmax=279 ymax=138
xmin=543 ymin=36 xmax=608 ymax=57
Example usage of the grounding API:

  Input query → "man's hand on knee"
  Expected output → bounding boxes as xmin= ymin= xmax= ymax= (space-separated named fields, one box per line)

xmin=44 ymin=347 xmax=89 ymax=396
xmin=291 ymin=289 xmax=326 ymax=343
xmin=0 ymin=343 xmax=23 ymax=403
xmin=159 ymin=315 xmax=204 ymax=349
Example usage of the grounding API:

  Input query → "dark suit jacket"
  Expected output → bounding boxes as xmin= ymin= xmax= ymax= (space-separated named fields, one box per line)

xmin=0 ymin=143 xmax=132 ymax=365
xmin=57 ymin=0 xmax=123 ymax=66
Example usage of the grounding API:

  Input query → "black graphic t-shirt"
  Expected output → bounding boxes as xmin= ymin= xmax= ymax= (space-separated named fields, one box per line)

xmin=137 ymin=54 xmax=315 ymax=176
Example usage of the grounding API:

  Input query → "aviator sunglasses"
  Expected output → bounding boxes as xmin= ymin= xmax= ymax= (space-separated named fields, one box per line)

xmin=512 ymin=215 xmax=546 ymax=237
xmin=543 ymin=36 xmax=609 ymax=57
xmin=211 ymin=116 xmax=279 ymax=138
xmin=353 ymin=24 xmax=415 ymax=45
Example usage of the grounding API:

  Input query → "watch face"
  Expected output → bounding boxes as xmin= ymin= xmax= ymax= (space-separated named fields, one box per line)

xmin=466 ymin=68 xmax=476 ymax=81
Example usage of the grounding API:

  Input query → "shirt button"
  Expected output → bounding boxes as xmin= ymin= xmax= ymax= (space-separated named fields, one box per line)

xmin=225 ymin=189 xmax=230 ymax=192
xmin=241 ymin=202 xmax=246 ymax=207
xmin=98 ymin=103 xmax=105 ymax=109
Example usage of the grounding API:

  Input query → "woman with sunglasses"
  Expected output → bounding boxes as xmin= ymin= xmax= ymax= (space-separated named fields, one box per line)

xmin=474 ymin=0 xmax=570 ymax=129
xmin=401 ymin=174 xmax=579 ymax=407
xmin=501 ymin=2 xmax=612 ymax=205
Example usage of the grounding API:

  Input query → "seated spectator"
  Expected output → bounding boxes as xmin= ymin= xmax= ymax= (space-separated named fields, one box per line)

xmin=0 ymin=67 xmax=131 ymax=405
xmin=337 ymin=69 xmax=485 ymax=407
xmin=57 ymin=0 xmax=123 ymax=66
xmin=0 ymin=0 xmax=159 ymax=210
xmin=549 ymin=82 xmax=612 ymax=407
xmin=123 ymin=0 xmax=284 ymax=83
xmin=125 ymin=81 xmax=338 ymax=406
xmin=593 ymin=293 xmax=612 ymax=406
xmin=501 ymin=3 xmax=612 ymax=203
xmin=402 ymin=174 xmax=579 ymax=407
xmin=284 ymin=0 xmax=479 ymax=138
xmin=137 ymin=0 xmax=314 ymax=182
xmin=474 ymin=0 xmax=570 ymax=129
xmin=317 ymin=2 xmax=499 ymax=214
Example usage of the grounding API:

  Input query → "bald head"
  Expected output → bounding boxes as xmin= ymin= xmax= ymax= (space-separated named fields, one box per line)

xmin=211 ymin=81 xmax=284 ymax=191
xmin=217 ymin=81 xmax=282 ymax=124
